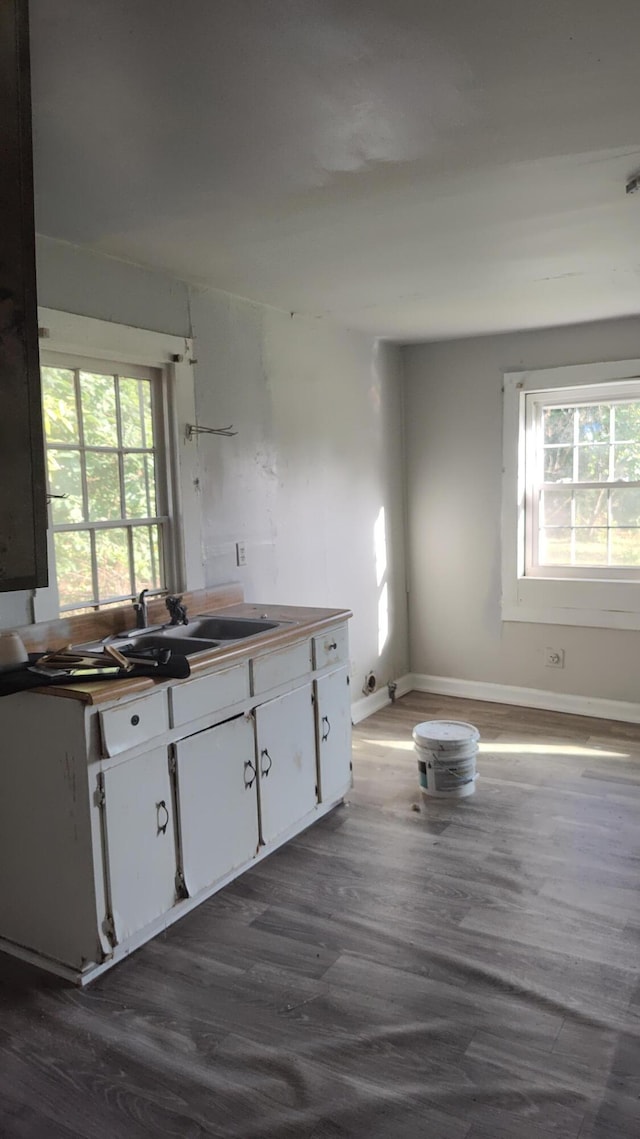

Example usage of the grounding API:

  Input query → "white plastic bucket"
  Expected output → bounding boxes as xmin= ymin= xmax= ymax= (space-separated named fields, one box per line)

xmin=413 ymin=720 xmax=479 ymax=799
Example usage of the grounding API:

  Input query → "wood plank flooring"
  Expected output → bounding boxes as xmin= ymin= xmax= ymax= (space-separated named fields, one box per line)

xmin=1 ymin=692 xmax=639 ymax=1138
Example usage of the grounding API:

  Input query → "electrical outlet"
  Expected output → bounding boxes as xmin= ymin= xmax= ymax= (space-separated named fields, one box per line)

xmin=544 ymin=647 xmax=565 ymax=668
xmin=235 ymin=541 xmax=247 ymax=567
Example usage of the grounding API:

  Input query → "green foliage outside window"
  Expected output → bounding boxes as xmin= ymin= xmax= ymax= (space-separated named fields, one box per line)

xmin=42 ymin=366 xmax=164 ymax=611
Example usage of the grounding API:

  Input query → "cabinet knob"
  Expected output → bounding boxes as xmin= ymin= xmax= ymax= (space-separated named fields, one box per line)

xmin=131 ymin=714 xmax=140 ymax=726
xmin=327 ymin=641 xmax=337 ymax=651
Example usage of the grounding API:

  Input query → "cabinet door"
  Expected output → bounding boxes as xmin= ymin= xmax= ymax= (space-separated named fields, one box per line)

xmin=101 ymin=747 xmax=177 ymax=944
xmin=0 ymin=0 xmax=48 ymax=590
xmin=174 ymin=715 xmax=259 ymax=897
xmin=315 ymin=668 xmax=352 ymax=803
xmin=256 ymin=684 xmax=317 ymax=846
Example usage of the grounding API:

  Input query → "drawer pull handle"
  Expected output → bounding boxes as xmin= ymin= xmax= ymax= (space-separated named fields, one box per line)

xmin=322 ymin=715 xmax=331 ymax=742
xmin=156 ymin=800 xmax=169 ymax=835
xmin=131 ymin=714 xmax=140 ymax=726
xmin=327 ymin=641 xmax=337 ymax=651
xmin=260 ymin=749 xmax=272 ymax=777
xmin=244 ymin=759 xmax=257 ymax=789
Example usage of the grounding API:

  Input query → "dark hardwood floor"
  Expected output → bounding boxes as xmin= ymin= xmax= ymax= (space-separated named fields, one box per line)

xmin=1 ymin=692 xmax=639 ymax=1138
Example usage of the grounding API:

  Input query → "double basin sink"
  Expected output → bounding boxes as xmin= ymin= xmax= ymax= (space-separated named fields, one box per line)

xmin=75 ymin=616 xmax=285 ymax=659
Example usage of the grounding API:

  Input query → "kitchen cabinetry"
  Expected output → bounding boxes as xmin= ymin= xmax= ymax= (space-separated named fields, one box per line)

xmin=100 ymin=747 xmax=178 ymax=945
xmin=315 ymin=667 xmax=352 ymax=803
xmin=255 ymin=684 xmax=317 ymax=845
xmin=0 ymin=0 xmax=48 ymax=591
xmin=0 ymin=615 xmax=352 ymax=983
xmin=174 ymin=714 xmax=259 ymax=897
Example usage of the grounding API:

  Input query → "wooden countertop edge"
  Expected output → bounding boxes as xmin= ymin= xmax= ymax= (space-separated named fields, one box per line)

xmin=30 ymin=606 xmax=353 ymax=705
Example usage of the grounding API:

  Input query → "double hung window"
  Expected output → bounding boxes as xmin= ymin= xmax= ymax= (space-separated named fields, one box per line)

xmin=41 ymin=357 xmax=168 ymax=613
xmin=502 ymin=360 xmax=640 ymax=629
xmin=525 ymin=383 xmax=640 ymax=580
xmin=34 ymin=308 xmax=203 ymax=621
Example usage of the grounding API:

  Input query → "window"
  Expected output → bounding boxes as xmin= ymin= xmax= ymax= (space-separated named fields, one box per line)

xmin=34 ymin=309 xmax=204 ymax=622
xmin=502 ymin=359 xmax=640 ymax=630
xmin=41 ymin=358 xmax=168 ymax=613
xmin=525 ymin=384 xmax=640 ymax=581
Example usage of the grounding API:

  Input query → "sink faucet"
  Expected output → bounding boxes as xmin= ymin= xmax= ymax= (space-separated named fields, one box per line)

xmin=165 ymin=594 xmax=189 ymax=626
xmin=133 ymin=588 xmax=149 ymax=629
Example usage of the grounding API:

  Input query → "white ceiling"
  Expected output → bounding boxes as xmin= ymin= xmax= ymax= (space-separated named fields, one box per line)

xmin=29 ymin=0 xmax=640 ymax=341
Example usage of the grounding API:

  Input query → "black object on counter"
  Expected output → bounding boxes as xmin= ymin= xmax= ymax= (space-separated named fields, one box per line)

xmin=0 ymin=652 xmax=190 ymax=698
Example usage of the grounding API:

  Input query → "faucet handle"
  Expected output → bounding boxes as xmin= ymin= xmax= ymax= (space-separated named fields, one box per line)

xmin=165 ymin=594 xmax=189 ymax=626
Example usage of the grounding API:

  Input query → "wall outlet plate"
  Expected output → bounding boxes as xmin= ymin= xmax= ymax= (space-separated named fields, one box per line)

xmin=236 ymin=541 xmax=247 ymax=567
xmin=544 ymin=647 xmax=565 ymax=668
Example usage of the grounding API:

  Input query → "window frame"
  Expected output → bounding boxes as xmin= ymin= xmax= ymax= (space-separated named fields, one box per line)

xmin=502 ymin=358 xmax=640 ymax=631
xmin=34 ymin=309 xmax=204 ymax=622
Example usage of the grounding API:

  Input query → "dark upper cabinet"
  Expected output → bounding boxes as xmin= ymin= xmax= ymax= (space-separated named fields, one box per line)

xmin=0 ymin=0 xmax=47 ymax=591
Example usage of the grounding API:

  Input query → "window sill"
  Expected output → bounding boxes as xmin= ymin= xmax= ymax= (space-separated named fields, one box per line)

xmin=502 ymin=576 xmax=640 ymax=630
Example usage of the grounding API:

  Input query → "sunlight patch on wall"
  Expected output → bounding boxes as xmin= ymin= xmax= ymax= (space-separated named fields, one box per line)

xmin=378 ymin=582 xmax=389 ymax=655
xmin=374 ymin=506 xmax=389 ymax=654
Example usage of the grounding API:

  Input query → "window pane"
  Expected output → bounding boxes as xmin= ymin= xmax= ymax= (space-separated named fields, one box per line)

xmin=47 ymin=449 xmax=84 ymax=524
xmin=614 ymin=443 xmax=640 ymax=481
xmin=133 ymin=525 xmax=162 ymax=591
xmin=544 ymin=447 xmax=573 ymax=482
xmin=86 ymin=451 xmax=121 ymax=520
xmin=577 ymin=445 xmax=609 ymax=482
xmin=123 ymin=453 xmax=157 ymax=518
xmin=543 ymin=408 xmax=573 ymax=445
xmin=574 ymin=528 xmax=608 ymax=565
xmin=578 ymin=405 xmax=609 ymax=444
xmin=613 ymin=402 xmax=640 ymax=442
xmin=539 ymin=527 xmax=571 ymax=564
xmin=574 ymin=488 xmax=607 ymax=527
xmin=80 ymin=372 xmax=118 ymax=447
xmin=95 ymin=528 xmax=131 ymax=600
xmin=41 ymin=367 xmax=79 ymax=444
xmin=54 ymin=531 xmax=93 ymax=606
xmin=541 ymin=488 xmax=571 ymax=527
xmin=119 ymin=378 xmax=154 ymax=449
xmin=611 ymin=488 xmax=640 ymax=526
xmin=610 ymin=529 xmax=640 ymax=566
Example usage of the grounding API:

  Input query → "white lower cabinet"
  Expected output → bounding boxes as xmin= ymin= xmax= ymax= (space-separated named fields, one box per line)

xmin=315 ymin=667 xmax=352 ymax=803
xmin=255 ymin=684 xmax=318 ymax=845
xmin=0 ymin=619 xmax=352 ymax=983
xmin=100 ymin=746 xmax=178 ymax=945
xmin=174 ymin=714 xmax=259 ymax=897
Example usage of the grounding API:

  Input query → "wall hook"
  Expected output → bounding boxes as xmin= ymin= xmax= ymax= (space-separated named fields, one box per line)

xmin=186 ymin=423 xmax=238 ymax=439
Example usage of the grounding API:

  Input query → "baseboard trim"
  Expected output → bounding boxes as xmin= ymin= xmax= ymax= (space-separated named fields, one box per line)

xmin=351 ymin=673 xmax=413 ymax=724
xmin=408 ymin=673 xmax=640 ymax=725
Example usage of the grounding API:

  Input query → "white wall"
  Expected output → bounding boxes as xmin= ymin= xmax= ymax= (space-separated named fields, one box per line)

xmin=189 ymin=290 xmax=408 ymax=692
xmin=403 ymin=316 xmax=640 ymax=704
xmin=0 ymin=237 xmax=409 ymax=698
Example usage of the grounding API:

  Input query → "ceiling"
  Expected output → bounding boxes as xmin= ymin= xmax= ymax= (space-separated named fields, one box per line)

xmin=29 ymin=0 xmax=640 ymax=341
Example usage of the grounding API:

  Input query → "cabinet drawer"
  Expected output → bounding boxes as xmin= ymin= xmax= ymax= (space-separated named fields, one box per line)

xmin=313 ymin=624 xmax=349 ymax=670
xmin=170 ymin=662 xmax=249 ymax=728
xmin=100 ymin=691 xmax=169 ymax=758
xmin=250 ymin=639 xmax=311 ymax=696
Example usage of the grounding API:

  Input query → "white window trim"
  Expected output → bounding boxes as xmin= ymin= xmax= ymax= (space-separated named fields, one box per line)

xmin=34 ymin=308 xmax=204 ymax=622
xmin=502 ymin=358 xmax=640 ymax=630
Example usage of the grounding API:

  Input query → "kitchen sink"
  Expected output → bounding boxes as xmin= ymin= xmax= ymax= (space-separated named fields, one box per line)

xmin=71 ymin=614 xmax=285 ymax=658
xmin=118 ymin=634 xmax=221 ymax=656
xmin=187 ymin=616 xmax=280 ymax=639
